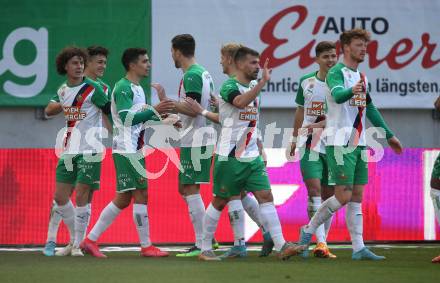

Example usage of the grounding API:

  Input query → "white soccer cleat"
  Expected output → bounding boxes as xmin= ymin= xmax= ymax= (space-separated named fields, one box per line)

xmin=55 ymin=244 xmax=73 ymax=256
xmin=71 ymin=247 xmax=84 ymax=257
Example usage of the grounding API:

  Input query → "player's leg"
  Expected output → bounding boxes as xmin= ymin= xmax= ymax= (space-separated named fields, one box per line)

xmin=349 ymin=147 xmax=384 ymax=260
xmin=240 ymin=191 xmax=273 ymax=257
xmin=248 ymin=156 xmax=304 ymax=260
xmin=429 ymin=154 xmax=440 ymax=263
xmin=299 ymin=146 xmax=356 ymax=251
xmin=132 ymin=189 xmax=169 ymax=257
xmin=177 ymin=146 xmax=210 ymax=256
xmin=199 ymin=196 xmax=228 ymax=261
xmin=318 ymin=184 xmax=336 ymax=258
xmin=220 ymin=194 xmax=247 ymax=259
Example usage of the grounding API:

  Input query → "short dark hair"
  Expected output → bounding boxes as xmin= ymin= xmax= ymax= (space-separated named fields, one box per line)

xmin=171 ymin=34 xmax=195 ymax=57
xmin=234 ymin=46 xmax=259 ymax=63
xmin=340 ymin=28 xmax=371 ymax=48
xmin=121 ymin=48 xmax=147 ymax=71
xmin=55 ymin=46 xmax=87 ymax=75
xmin=315 ymin=41 xmax=336 ymax=57
xmin=87 ymin=45 xmax=109 ymax=58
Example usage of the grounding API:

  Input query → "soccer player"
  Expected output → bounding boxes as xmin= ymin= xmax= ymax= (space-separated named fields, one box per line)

xmin=42 ymin=46 xmax=112 ymax=257
xmin=297 ymin=29 xmax=403 ymax=260
xmin=81 ymin=48 xmax=174 ymax=258
xmin=431 ymin=95 xmax=440 ymax=263
xmin=42 ymin=46 xmax=111 ymax=256
xmin=185 ymin=43 xmax=274 ymax=258
xmin=198 ymin=46 xmax=305 ymax=261
xmin=165 ymin=34 xmax=217 ymax=257
xmin=288 ymin=41 xmax=338 ymax=259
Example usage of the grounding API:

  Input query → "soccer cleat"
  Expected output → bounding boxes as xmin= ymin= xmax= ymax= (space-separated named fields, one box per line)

xmin=277 ymin=242 xmax=306 ymax=261
xmin=176 ymin=246 xmax=201 ymax=257
xmin=71 ymin=247 xmax=84 ymax=257
xmin=198 ymin=250 xmax=221 ymax=261
xmin=212 ymin=238 xmax=220 ymax=250
xmin=313 ymin=242 xmax=336 ymax=258
xmin=220 ymin=245 xmax=247 ymax=259
xmin=80 ymin=238 xmax=107 ymax=258
xmin=42 ymin=241 xmax=56 ymax=256
xmin=432 ymin=254 xmax=440 ymax=263
xmin=55 ymin=243 xmax=73 ymax=256
xmin=259 ymin=231 xmax=274 ymax=257
xmin=297 ymin=226 xmax=313 ymax=258
xmin=352 ymin=247 xmax=385 ymax=261
xmin=140 ymin=245 xmax=169 ymax=257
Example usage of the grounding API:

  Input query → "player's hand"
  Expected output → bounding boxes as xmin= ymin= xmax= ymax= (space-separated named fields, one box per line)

xmin=387 ymin=136 xmax=403 ymax=155
xmin=210 ymin=94 xmax=219 ymax=109
xmin=261 ymin=149 xmax=267 ymax=166
xmin=151 ymin=83 xmax=168 ymax=101
xmin=184 ymin=97 xmax=204 ymax=114
xmin=289 ymin=142 xmax=296 ymax=157
xmin=352 ymin=80 xmax=365 ymax=95
xmin=154 ymin=100 xmax=175 ymax=114
xmin=434 ymin=96 xmax=440 ymax=111
xmin=261 ymin=58 xmax=272 ymax=83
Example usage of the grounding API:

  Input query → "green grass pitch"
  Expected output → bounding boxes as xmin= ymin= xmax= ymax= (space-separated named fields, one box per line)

xmin=1 ymin=246 xmax=439 ymax=283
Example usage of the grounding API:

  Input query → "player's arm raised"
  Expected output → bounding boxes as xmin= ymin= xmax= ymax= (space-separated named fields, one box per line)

xmin=232 ymin=59 xmax=271 ymax=109
xmin=151 ymin=82 xmax=198 ymax=117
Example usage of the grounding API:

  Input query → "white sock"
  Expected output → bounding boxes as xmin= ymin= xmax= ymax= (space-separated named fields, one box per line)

xmin=241 ymin=194 xmax=264 ymax=231
xmin=308 ymin=197 xmax=326 ymax=243
xmin=324 ymin=214 xmax=334 ymax=239
xmin=201 ymin=204 xmax=221 ymax=252
xmin=74 ymin=205 xmax=89 ymax=248
xmin=46 ymin=200 xmax=62 ymax=243
xmin=186 ymin=194 xmax=205 ymax=249
xmin=81 ymin=203 xmax=92 ymax=241
xmin=88 ymin=202 xmax=121 ymax=242
xmin=305 ymin=196 xmax=342 ymax=234
xmin=259 ymin=202 xmax=285 ymax=251
xmin=228 ymin=200 xmax=245 ymax=246
xmin=431 ymin=189 xmax=440 ymax=225
xmin=346 ymin=202 xmax=365 ymax=252
xmin=133 ymin=204 xmax=151 ymax=248
xmin=55 ymin=200 xmax=75 ymax=244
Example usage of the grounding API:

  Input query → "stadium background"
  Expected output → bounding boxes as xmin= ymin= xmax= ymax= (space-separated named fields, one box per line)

xmin=0 ymin=0 xmax=439 ymax=245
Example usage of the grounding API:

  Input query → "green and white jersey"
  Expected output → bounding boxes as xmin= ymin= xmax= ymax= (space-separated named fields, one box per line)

xmin=216 ymin=77 xmax=260 ymax=158
xmin=111 ymin=78 xmax=147 ymax=153
xmin=178 ymin=64 xmax=216 ymax=147
xmin=57 ymin=77 xmax=109 ymax=154
xmin=295 ymin=71 xmax=327 ymax=154
xmin=325 ymin=62 xmax=369 ymax=146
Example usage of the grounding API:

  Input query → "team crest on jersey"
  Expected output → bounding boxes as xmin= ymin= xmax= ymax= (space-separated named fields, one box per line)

xmin=349 ymin=93 xmax=367 ymax=107
xmin=239 ymin=106 xmax=258 ymax=121
xmin=306 ymin=101 xmax=324 ymax=116
xmin=77 ymin=95 xmax=83 ymax=103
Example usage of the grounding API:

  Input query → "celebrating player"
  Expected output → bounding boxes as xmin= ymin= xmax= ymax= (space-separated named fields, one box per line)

xmin=43 ymin=46 xmax=112 ymax=256
xmin=198 ymin=46 xmax=305 ymax=261
xmin=288 ymin=41 xmax=338 ymax=258
xmin=298 ymin=29 xmax=403 ymax=260
xmin=81 ymin=48 xmax=174 ymax=258
xmin=43 ymin=46 xmax=111 ymax=256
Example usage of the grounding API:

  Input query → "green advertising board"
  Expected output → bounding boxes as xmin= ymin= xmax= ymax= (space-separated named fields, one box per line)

xmin=0 ymin=0 xmax=152 ymax=106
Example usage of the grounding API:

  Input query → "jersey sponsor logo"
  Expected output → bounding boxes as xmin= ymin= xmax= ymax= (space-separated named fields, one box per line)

xmin=349 ymin=93 xmax=367 ymax=107
xmin=63 ymin=106 xmax=86 ymax=121
xmin=306 ymin=101 xmax=324 ymax=116
xmin=239 ymin=106 xmax=258 ymax=121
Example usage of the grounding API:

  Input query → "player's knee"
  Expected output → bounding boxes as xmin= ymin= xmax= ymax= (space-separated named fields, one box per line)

xmin=431 ymin=178 xmax=440 ymax=190
xmin=254 ymin=190 xmax=273 ymax=204
xmin=212 ymin=197 xmax=228 ymax=211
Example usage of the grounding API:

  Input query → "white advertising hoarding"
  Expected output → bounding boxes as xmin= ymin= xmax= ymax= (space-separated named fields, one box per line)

xmin=152 ymin=0 xmax=440 ymax=108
